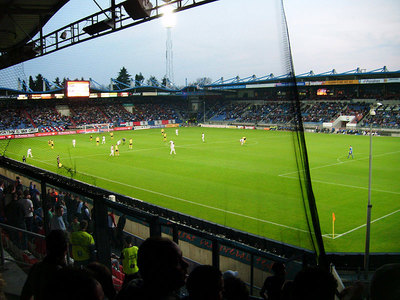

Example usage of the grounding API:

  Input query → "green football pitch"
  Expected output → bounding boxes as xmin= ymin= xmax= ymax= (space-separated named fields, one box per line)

xmin=3 ymin=127 xmax=400 ymax=253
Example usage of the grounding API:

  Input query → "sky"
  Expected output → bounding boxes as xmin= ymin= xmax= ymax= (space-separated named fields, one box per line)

xmin=15 ymin=0 xmax=400 ymax=88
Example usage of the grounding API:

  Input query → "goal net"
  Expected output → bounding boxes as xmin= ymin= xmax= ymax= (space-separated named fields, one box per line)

xmin=83 ymin=123 xmax=111 ymax=134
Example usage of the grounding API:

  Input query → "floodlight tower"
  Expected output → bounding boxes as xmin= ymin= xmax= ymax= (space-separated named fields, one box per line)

xmin=364 ymin=102 xmax=382 ymax=278
xmin=162 ymin=5 xmax=176 ymax=86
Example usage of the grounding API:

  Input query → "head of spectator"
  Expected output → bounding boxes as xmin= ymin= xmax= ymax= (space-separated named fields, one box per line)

xmin=223 ymin=270 xmax=238 ymax=280
xmin=54 ymin=205 xmax=64 ymax=217
xmin=339 ymin=281 xmax=364 ymax=300
xmin=43 ymin=265 xmax=104 ymax=300
xmin=292 ymin=266 xmax=337 ymax=300
xmin=272 ymin=261 xmax=286 ymax=278
xmin=138 ymin=236 xmax=188 ymax=296
xmin=86 ymin=262 xmax=117 ymax=300
xmin=223 ymin=276 xmax=249 ymax=300
xmin=80 ymin=219 xmax=89 ymax=231
xmin=186 ymin=265 xmax=223 ymax=300
xmin=46 ymin=229 xmax=68 ymax=260
xmin=370 ymin=263 xmax=400 ymax=300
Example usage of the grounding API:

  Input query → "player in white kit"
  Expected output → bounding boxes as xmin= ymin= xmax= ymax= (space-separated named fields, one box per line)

xmin=170 ymin=141 xmax=176 ymax=155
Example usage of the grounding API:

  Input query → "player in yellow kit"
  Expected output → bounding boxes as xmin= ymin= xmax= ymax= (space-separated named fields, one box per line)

xmin=129 ymin=138 xmax=133 ymax=149
xmin=115 ymin=144 xmax=119 ymax=156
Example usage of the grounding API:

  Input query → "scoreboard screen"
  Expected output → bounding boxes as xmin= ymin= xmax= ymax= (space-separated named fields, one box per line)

xmin=66 ymin=81 xmax=90 ymax=98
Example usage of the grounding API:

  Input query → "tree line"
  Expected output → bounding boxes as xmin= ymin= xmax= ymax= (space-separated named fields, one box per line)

xmin=22 ymin=67 xmax=212 ymax=91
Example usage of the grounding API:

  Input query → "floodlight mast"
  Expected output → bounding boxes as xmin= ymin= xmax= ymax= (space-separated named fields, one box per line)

xmin=162 ymin=5 xmax=176 ymax=86
xmin=364 ymin=102 xmax=382 ymax=278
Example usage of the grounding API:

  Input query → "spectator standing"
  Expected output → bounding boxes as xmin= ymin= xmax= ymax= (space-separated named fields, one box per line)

xmin=108 ymin=210 xmax=117 ymax=248
xmin=260 ymin=262 xmax=286 ymax=300
xmin=370 ymin=263 xmax=400 ymax=300
xmin=5 ymin=192 xmax=26 ymax=249
xmin=21 ymin=190 xmax=34 ymax=232
xmin=20 ymin=230 xmax=68 ymax=300
xmin=69 ymin=215 xmax=81 ymax=232
xmin=0 ymin=180 xmax=5 ymax=222
xmin=116 ymin=236 xmax=188 ymax=300
xmin=86 ymin=262 xmax=117 ymax=300
xmin=42 ymin=265 xmax=104 ymax=300
xmin=292 ymin=266 xmax=337 ymax=300
xmin=120 ymin=236 xmax=139 ymax=288
xmin=70 ymin=220 xmax=95 ymax=267
xmin=185 ymin=265 xmax=224 ymax=300
xmin=49 ymin=205 xmax=66 ymax=231
xmin=29 ymin=184 xmax=41 ymax=209
xmin=76 ymin=197 xmax=83 ymax=221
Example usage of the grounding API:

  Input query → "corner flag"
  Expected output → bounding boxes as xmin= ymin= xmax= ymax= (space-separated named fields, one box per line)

xmin=332 ymin=212 xmax=336 ymax=238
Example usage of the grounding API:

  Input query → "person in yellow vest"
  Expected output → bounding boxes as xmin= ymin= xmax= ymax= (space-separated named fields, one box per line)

xmin=96 ymin=136 xmax=100 ymax=146
xmin=129 ymin=138 xmax=133 ymax=149
xmin=163 ymin=133 xmax=167 ymax=142
xmin=70 ymin=220 xmax=95 ymax=267
xmin=50 ymin=140 xmax=54 ymax=150
xmin=120 ymin=236 xmax=139 ymax=288
xmin=161 ymin=128 xmax=164 ymax=135
xmin=110 ymin=132 xmax=114 ymax=140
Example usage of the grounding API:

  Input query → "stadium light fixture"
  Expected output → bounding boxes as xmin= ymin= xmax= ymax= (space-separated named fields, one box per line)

xmin=364 ymin=102 xmax=382 ymax=278
xmin=161 ymin=5 xmax=176 ymax=28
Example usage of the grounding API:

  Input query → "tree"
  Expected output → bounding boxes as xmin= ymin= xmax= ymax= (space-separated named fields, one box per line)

xmin=116 ymin=67 xmax=131 ymax=86
xmin=134 ymin=73 xmax=144 ymax=87
xmin=34 ymin=74 xmax=44 ymax=91
xmin=146 ymin=75 xmax=158 ymax=86
xmin=29 ymin=76 xmax=35 ymax=91
xmin=192 ymin=77 xmax=212 ymax=87
xmin=162 ymin=76 xmax=168 ymax=87
xmin=54 ymin=77 xmax=62 ymax=88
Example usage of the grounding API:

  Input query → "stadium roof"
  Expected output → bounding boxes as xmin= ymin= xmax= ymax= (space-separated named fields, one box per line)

xmin=0 ymin=0 xmax=69 ymax=67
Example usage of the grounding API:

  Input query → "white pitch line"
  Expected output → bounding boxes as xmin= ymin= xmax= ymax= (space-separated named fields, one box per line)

xmin=280 ymin=175 xmax=400 ymax=196
xmin=14 ymin=153 xmax=310 ymax=234
xmin=332 ymin=208 xmax=400 ymax=239
xmin=278 ymin=150 xmax=400 ymax=177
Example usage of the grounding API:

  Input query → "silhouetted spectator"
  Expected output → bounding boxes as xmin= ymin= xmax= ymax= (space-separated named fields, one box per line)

xmin=86 ymin=261 xmax=117 ymax=300
xmin=21 ymin=229 xmax=68 ymax=300
xmin=370 ymin=263 xmax=400 ymax=300
xmin=339 ymin=281 xmax=364 ymax=300
xmin=116 ymin=236 xmax=189 ymax=300
xmin=108 ymin=210 xmax=118 ymax=248
xmin=0 ymin=180 xmax=5 ymax=222
xmin=260 ymin=262 xmax=286 ymax=300
xmin=223 ymin=276 xmax=249 ymax=300
xmin=185 ymin=265 xmax=223 ymax=300
xmin=43 ymin=265 xmax=104 ymax=300
xmin=292 ymin=266 xmax=337 ymax=300
xmin=5 ymin=192 xmax=26 ymax=248
xmin=115 ymin=214 xmax=126 ymax=250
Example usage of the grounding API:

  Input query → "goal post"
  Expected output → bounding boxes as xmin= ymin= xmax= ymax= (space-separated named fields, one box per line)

xmin=83 ymin=123 xmax=111 ymax=134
